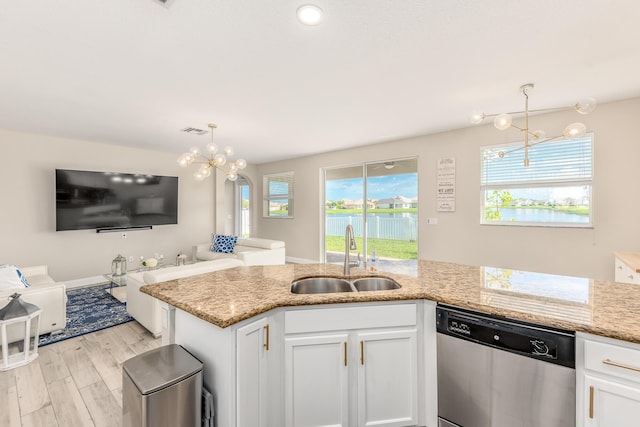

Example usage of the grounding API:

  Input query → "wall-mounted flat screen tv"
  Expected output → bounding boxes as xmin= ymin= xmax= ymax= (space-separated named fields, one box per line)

xmin=56 ymin=169 xmax=178 ymax=231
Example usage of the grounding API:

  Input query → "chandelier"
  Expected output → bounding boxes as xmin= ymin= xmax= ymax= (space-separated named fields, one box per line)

xmin=469 ymin=84 xmax=596 ymax=166
xmin=177 ymin=124 xmax=247 ymax=181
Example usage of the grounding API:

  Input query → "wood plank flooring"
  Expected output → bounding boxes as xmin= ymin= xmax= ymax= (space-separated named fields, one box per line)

xmin=0 ymin=321 xmax=162 ymax=427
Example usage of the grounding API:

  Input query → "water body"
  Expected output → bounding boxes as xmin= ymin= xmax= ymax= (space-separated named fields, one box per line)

xmin=497 ymin=208 xmax=589 ymax=223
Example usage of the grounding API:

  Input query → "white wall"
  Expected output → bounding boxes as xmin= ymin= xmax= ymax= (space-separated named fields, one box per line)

xmin=0 ymin=129 xmax=215 ymax=281
xmin=255 ymin=97 xmax=640 ymax=281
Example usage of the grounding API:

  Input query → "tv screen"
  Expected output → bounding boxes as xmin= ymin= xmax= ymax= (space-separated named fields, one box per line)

xmin=55 ymin=169 xmax=178 ymax=231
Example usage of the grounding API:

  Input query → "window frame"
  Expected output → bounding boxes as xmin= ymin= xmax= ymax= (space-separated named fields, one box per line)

xmin=479 ymin=134 xmax=594 ymax=228
xmin=263 ymin=171 xmax=294 ymax=218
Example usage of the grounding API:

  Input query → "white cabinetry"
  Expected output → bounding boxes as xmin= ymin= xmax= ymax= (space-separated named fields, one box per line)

xmin=614 ymin=256 xmax=640 ymax=285
xmin=357 ymin=329 xmax=418 ymax=427
xmin=284 ymin=303 xmax=420 ymax=427
xmin=285 ymin=333 xmax=350 ymax=427
xmin=577 ymin=333 xmax=640 ymax=426
xmin=237 ymin=316 xmax=271 ymax=427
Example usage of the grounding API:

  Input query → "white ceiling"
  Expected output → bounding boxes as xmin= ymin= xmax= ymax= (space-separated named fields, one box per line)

xmin=1 ymin=0 xmax=640 ymax=164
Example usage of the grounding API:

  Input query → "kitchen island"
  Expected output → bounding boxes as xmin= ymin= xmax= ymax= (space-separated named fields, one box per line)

xmin=140 ymin=261 xmax=640 ymax=427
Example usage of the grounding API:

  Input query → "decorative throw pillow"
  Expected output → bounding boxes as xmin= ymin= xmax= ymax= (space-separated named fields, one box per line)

xmin=0 ymin=264 xmax=30 ymax=290
xmin=210 ymin=234 xmax=238 ymax=254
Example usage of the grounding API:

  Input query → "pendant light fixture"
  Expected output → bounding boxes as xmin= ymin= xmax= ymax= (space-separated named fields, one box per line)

xmin=470 ymin=84 xmax=596 ymax=166
xmin=177 ymin=124 xmax=247 ymax=181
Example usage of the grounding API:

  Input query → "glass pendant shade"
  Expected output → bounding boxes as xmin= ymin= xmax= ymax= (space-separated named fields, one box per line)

xmin=575 ymin=98 xmax=597 ymax=115
xmin=206 ymin=142 xmax=218 ymax=154
xmin=469 ymin=110 xmax=485 ymax=124
xmin=564 ymin=122 xmax=587 ymax=138
xmin=236 ymin=159 xmax=247 ymax=169
xmin=494 ymin=114 xmax=512 ymax=130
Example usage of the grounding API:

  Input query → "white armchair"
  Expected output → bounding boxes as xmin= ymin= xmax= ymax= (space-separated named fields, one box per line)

xmin=0 ymin=265 xmax=67 ymax=341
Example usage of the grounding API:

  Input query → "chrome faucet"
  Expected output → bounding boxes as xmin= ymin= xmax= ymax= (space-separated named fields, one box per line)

xmin=344 ymin=224 xmax=359 ymax=275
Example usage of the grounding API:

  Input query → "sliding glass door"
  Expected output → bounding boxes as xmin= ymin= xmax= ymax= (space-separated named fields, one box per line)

xmin=324 ymin=158 xmax=418 ymax=274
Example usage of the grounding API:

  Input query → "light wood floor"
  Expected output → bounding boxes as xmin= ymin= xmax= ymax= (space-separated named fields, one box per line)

xmin=0 ymin=321 xmax=162 ymax=427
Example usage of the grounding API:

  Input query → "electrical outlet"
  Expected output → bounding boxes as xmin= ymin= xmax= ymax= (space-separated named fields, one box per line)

xmin=122 ymin=232 xmax=127 ymax=239
xmin=426 ymin=218 xmax=438 ymax=225
xmin=128 ymin=256 xmax=134 ymax=263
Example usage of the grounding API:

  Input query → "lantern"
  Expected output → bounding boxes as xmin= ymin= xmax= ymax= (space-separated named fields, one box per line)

xmin=0 ymin=293 xmax=41 ymax=371
xmin=111 ymin=254 xmax=127 ymax=276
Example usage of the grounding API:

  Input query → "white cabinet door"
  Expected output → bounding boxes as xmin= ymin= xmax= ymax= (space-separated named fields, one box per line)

xmin=356 ymin=329 xmax=418 ymax=427
xmin=237 ymin=317 xmax=270 ymax=427
xmin=584 ymin=375 xmax=640 ymax=427
xmin=285 ymin=333 xmax=350 ymax=427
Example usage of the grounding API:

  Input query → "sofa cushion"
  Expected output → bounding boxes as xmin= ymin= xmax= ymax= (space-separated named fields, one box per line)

xmin=196 ymin=251 xmax=238 ymax=262
xmin=237 ymin=238 xmax=285 ymax=250
xmin=211 ymin=234 xmax=238 ymax=254
xmin=0 ymin=264 xmax=30 ymax=290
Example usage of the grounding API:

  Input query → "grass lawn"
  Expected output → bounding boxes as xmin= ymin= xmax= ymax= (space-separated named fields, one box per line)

xmin=325 ymin=236 xmax=417 ymax=260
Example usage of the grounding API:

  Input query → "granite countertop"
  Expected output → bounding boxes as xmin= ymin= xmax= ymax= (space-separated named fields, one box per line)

xmin=140 ymin=260 xmax=640 ymax=344
xmin=615 ymin=251 xmax=640 ymax=273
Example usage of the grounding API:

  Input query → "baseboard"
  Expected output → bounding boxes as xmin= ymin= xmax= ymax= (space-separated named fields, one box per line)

xmin=285 ymin=256 xmax=319 ymax=264
xmin=64 ymin=275 xmax=106 ymax=289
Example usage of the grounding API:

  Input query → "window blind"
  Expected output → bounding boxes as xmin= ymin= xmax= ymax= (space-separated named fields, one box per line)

xmin=481 ymin=136 xmax=593 ymax=186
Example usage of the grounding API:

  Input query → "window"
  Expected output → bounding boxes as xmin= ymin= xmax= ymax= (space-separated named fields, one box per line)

xmin=480 ymin=135 xmax=593 ymax=227
xmin=263 ymin=172 xmax=294 ymax=218
xmin=236 ymin=175 xmax=251 ymax=237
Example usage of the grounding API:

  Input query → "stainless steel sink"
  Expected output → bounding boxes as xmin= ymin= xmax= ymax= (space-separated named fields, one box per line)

xmin=290 ymin=276 xmax=401 ymax=294
xmin=352 ymin=277 xmax=400 ymax=291
xmin=290 ymin=277 xmax=354 ymax=294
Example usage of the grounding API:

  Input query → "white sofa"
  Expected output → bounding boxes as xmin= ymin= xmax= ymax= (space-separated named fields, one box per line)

xmin=126 ymin=258 xmax=244 ymax=337
xmin=193 ymin=237 xmax=285 ymax=266
xmin=0 ymin=265 xmax=67 ymax=342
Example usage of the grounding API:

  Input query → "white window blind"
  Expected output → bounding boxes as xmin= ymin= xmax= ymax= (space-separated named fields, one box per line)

xmin=263 ymin=172 xmax=294 ymax=217
xmin=480 ymin=135 xmax=593 ymax=227
xmin=481 ymin=136 xmax=593 ymax=186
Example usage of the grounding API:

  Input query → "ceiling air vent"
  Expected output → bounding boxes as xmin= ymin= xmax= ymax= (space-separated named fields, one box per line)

xmin=153 ymin=0 xmax=176 ymax=7
xmin=181 ymin=127 xmax=208 ymax=136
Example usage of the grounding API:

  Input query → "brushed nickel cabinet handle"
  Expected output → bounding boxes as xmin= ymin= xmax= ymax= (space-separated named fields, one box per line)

xmin=603 ymin=358 xmax=640 ymax=373
xmin=589 ymin=386 xmax=594 ymax=419
xmin=263 ymin=324 xmax=269 ymax=351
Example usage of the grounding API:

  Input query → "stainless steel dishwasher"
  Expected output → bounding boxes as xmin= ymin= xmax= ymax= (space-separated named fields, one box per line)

xmin=436 ymin=305 xmax=575 ymax=427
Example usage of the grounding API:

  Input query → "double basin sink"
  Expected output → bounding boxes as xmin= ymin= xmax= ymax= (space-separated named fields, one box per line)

xmin=291 ymin=276 xmax=400 ymax=294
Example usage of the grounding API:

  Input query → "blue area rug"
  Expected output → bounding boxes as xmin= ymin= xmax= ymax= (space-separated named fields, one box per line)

xmin=39 ymin=283 xmax=133 ymax=347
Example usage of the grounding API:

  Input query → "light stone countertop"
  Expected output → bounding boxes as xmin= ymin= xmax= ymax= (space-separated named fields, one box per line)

xmin=140 ymin=260 xmax=640 ymax=344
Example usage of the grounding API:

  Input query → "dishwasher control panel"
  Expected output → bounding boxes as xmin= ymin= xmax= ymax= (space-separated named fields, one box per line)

xmin=436 ymin=305 xmax=575 ymax=368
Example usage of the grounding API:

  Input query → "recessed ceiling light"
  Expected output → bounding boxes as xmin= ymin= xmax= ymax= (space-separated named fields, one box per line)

xmin=297 ymin=4 xmax=323 ymax=26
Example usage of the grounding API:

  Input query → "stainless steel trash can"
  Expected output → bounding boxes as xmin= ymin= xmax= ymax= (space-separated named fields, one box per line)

xmin=122 ymin=344 xmax=203 ymax=427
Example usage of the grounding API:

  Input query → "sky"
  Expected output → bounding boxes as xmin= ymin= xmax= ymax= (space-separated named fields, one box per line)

xmin=326 ymin=173 xmax=418 ymax=201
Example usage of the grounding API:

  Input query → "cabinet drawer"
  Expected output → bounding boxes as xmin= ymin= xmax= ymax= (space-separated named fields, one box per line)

xmin=614 ymin=258 xmax=640 ymax=285
xmin=285 ymin=303 xmax=417 ymax=334
xmin=584 ymin=339 xmax=640 ymax=383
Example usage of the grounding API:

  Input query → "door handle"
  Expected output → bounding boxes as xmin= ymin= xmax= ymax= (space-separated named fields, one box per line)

xmin=263 ymin=324 xmax=269 ymax=351
xmin=344 ymin=342 xmax=347 ymax=367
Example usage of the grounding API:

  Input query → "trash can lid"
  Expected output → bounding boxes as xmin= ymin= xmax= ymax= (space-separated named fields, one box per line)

xmin=123 ymin=344 xmax=203 ymax=395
